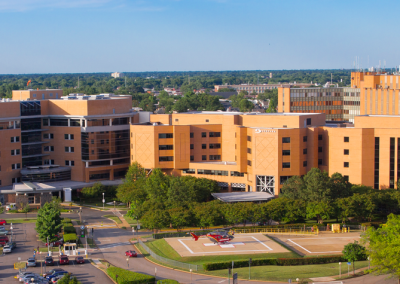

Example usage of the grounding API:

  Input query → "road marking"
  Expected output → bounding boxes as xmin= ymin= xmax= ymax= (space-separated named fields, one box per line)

xmin=251 ymin=236 xmax=273 ymax=251
xmin=218 ymin=280 xmax=227 ymax=283
xmin=287 ymin=239 xmax=342 ymax=254
xmin=98 ymin=242 xmax=131 ymax=250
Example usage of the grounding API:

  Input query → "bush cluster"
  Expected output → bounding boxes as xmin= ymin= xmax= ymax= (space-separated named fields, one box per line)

xmin=157 ymin=280 xmax=180 ymax=284
xmin=63 ymin=233 xmax=77 ymax=243
xmin=203 ymin=256 xmax=354 ymax=271
xmin=107 ymin=266 xmax=155 ymax=284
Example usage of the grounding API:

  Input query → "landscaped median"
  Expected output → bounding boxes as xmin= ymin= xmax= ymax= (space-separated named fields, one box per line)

xmin=107 ymin=266 xmax=155 ymax=284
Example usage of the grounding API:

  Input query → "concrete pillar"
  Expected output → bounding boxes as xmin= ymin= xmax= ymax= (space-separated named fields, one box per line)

xmin=85 ymin=162 xmax=89 ymax=168
xmin=68 ymin=119 xmax=70 ymax=127
xmin=109 ymin=118 xmax=112 ymax=126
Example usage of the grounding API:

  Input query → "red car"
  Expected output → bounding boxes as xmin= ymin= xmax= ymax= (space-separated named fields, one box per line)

xmin=75 ymin=256 xmax=85 ymax=264
xmin=46 ymin=240 xmax=63 ymax=247
xmin=125 ymin=250 xmax=138 ymax=257
xmin=0 ymin=220 xmax=6 ymax=226
xmin=59 ymin=255 xmax=69 ymax=265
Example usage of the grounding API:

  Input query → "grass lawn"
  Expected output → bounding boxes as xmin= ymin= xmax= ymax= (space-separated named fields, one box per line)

xmin=144 ymin=239 xmax=299 ymax=265
xmin=6 ymin=218 xmax=37 ymax=223
xmin=103 ymin=215 xmax=122 ymax=224
xmin=206 ymin=261 xmax=369 ymax=282
xmin=39 ymin=247 xmax=59 ymax=252
xmin=124 ymin=216 xmax=141 ymax=225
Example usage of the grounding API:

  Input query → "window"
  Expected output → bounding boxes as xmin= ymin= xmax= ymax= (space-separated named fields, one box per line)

xmin=158 ymin=133 xmax=173 ymax=139
xmin=101 ymin=140 xmax=104 ymax=145
xmin=209 ymin=132 xmax=221 ymax=137
xmin=50 ymin=118 xmax=68 ymax=126
xmin=44 ymin=159 xmax=54 ymax=165
xmin=247 ymin=148 xmax=252 ymax=154
xmin=282 ymin=162 xmax=290 ymax=168
xmin=202 ymin=144 xmax=207 ymax=149
xmin=344 ymin=137 xmax=349 ymax=142
xmin=282 ymin=137 xmax=290 ymax=143
xmin=344 ymin=162 xmax=349 ymax=168
xmin=12 ymin=163 xmax=21 ymax=170
xmin=42 ymin=118 xmax=49 ymax=126
xmin=318 ymin=135 xmax=323 ymax=141
xmin=303 ymin=136 xmax=307 ymax=142
xmin=64 ymin=134 xmax=74 ymax=140
xmin=247 ymin=136 xmax=251 ymax=142
xmin=306 ymin=118 xmax=311 ymax=125
xmin=209 ymin=143 xmax=221 ymax=149
xmin=201 ymin=132 xmax=207 ymax=138
xmin=318 ymin=159 xmax=322 ymax=165
xmin=11 ymin=149 xmax=20 ymax=156
xmin=65 ymin=160 xmax=75 ymax=166
xmin=202 ymin=155 xmax=207 ymax=161
xmin=65 ymin=147 xmax=74 ymax=153
xmin=182 ymin=169 xmax=195 ymax=174
xmin=190 ymin=132 xmax=194 ymax=138
xmin=159 ymin=145 xmax=173 ymax=150
xmin=91 ymin=139 xmax=94 ymax=145
xmin=303 ymin=161 xmax=307 ymax=167
xmin=159 ymin=156 xmax=173 ymax=162
xmin=11 ymin=136 xmax=20 ymax=143
xmin=280 ymin=176 xmax=292 ymax=184
xmin=190 ymin=144 xmax=194 ymax=150
xmin=12 ymin=177 xmax=21 ymax=183
xmin=209 ymin=155 xmax=221 ymax=160
xmin=43 ymin=133 xmax=54 ymax=139
xmin=282 ymin=150 xmax=290 ymax=156
xmin=190 ymin=155 xmax=194 ymax=161
xmin=318 ymin=147 xmax=322 ymax=153
xmin=230 ymin=171 xmax=245 ymax=177
xmin=344 ymin=149 xmax=349 ymax=155
xmin=175 ymin=119 xmax=178 ymax=122
xmin=247 ymin=160 xmax=252 ymax=166
xmin=44 ymin=146 xmax=54 ymax=152
xmin=303 ymin=149 xmax=307 ymax=154
xmin=205 ymin=119 xmax=209 ymax=122
xmin=344 ymin=175 xmax=349 ymax=182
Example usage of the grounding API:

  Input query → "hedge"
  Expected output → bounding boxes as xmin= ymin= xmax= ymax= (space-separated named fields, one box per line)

xmin=63 ymin=233 xmax=77 ymax=243
xmin=203 ymin=256 xmax=357 ymax=271
xmin=157 ymin=280 xmax=180 ymax=284
xmin=107 ymin=266 xmax=155 ymax=284
xmin=64 ymin=226 xmax=76 ymax=234
xmin=62 ymin=218 xmax=72 ymax=223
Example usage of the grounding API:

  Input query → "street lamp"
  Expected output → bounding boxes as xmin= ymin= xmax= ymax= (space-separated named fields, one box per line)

xmin=79 ymin=207 xmax=82 ymax=224
xmin=339 ymin=262 xmax=341 ymax=278
xmin=190 ymin=269 xmax=192 ymax=284
xmin=296 ymin=278 xmax=299 ymax=283
xmin=102 ymin=193 xmax=105 ymax=210
xmin=114 ymin=200 xmax=116 ymax=210
xmin=132 ymin=227 xmax=135 ymax=240
xmin=126 ymin=258 xmax=129 ymax=267
xmin=10 ymin=223 xmax=13 ymax=242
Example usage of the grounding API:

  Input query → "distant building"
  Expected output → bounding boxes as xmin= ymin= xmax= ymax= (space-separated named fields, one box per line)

xmin=269 ymin=73 xmax=273 ymax=78
xmin=215 ymin=83 xmax=312 ymax=94
xmin=111 ymin=72 xmax=124 ymax=78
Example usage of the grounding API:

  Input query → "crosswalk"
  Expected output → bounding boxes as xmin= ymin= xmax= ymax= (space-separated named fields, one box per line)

xmin=97 ymin=241 xmax=131 ymax=250
xmin=87 ymin=223 xmax=118 ymax=229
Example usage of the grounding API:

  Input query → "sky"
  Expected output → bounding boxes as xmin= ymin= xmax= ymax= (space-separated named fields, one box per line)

xmin=0 ymin=0 xmax=399 ymax=74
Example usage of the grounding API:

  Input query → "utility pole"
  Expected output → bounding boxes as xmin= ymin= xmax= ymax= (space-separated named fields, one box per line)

xmin=78 ymin=77 xmax=80 ymax=89
xmin=79 ymin=207 xmax=82 ymax=224
xmin=125 ymin=77 xmax=127 ymax=88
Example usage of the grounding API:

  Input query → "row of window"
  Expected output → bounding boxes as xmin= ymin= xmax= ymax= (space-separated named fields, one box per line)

xmin=159 ymin=156 xmax=173 ymax=162
xmin=11 ymin=136 xmax=20 ymax=143
xmin=191 ymin=132 xmax=221 ymax=138
xmin=43 ymin=146 xmax=75 ymax=153
xmin=189 ymin=155 xmax=222 ymax=161
xmin=199 ymin=143 xmax=221 ymax=149
xmin=197 ymin=169 xmax=228 ymax=176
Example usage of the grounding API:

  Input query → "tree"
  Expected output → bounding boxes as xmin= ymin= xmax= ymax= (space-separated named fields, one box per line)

xmin=144 ymin=168 xmax=170 ymax=204
xmin=81 ymin=182 xmax=104 ymax=199
xmin=239 ymin=99 xmax=254 ymax=112
xmin=342 ymin=241 xmax=367 ymax=275
xmin=363 ymin=214 xmax=400 ymax=282
xmin=117 ymin=162 xmax=147 ymax=206
xmin=303 ymin=168 xmax=331 ymax=202
xmin=193 ymin=201 xmax=224 ymax=228
xmin=328 ymin=173 xmax=351 ymax=199
xmin=35 ymin=202 xmax=63 ymax=242
xmin=168 ymin=207 xmax=192 ymax=231
xmin=57 ymin=274 xmax=80 ymax=284
xmin=280 ymin=176 xmax=305 ymax=200
xmin=306 ymin=200 xmax=334 ymax=224
xmin=141 ymin=209 xmax=170 ymax=232
xmin=20 ymin=203 xmax=30 ymax=219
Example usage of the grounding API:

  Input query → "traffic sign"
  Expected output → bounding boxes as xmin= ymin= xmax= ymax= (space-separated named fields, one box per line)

xmin=80 ymin=225 xmax=85 ymax=230
xmin=347 ymin=262 xmax=351 ymax=265
xmin=233 ymin=273 xmax=238 ymax=284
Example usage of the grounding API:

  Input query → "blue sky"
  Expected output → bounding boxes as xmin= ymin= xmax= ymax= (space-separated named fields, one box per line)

xmin=0 ymin=0 xmax=399 ymax=74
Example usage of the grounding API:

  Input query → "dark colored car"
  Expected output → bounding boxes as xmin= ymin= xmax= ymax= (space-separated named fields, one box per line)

xmin=59 ymin=255 xmax=69 ymax=265
xmin=45 ymin=256 xmax=55 ymax=266
xmin=46 ymin=271 xmax=69 ymax=280
xmin=125 ymin=250 xmax=138 ymax=257
xmin=0 ymin=219 xmax=6 ymax=225
xmin=75 ymin=256 xmax=85 ymax=264
xmin=43 ymin=268 xmax=65 ymax=277
xmin=0 ymin=235 xmax=9 ymax=246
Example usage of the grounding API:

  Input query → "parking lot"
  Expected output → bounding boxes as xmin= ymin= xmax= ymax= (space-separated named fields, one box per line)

xmin=0 ymin=222 xmax=113 ymax=283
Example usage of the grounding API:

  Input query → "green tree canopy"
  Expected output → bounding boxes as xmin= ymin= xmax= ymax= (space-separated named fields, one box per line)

xmin=36 ymin=201 xmax=63 ymax=242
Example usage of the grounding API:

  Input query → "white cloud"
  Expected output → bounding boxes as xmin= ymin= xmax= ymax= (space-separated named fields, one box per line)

xmin=0 ymin=0 xmax=113 ymax=12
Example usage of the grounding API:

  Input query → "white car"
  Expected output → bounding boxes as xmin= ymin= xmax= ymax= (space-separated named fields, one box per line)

xmin=18 ymin=272 xmax=37 ymax=282
xmin=27 ymin=258 xmax=36 ymax=267
xmin=6 ymin=203 xmax=16 ymax=211
xmin=3 ymin=245 xmax=12 ymax=253
xmin=0 ymin=229 xmax=8 ymax=235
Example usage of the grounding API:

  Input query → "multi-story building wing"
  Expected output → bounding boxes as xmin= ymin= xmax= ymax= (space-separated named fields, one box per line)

xmin=215 ymin=83 xmax=312 ymax=94
xmin=278 ymin=87 xmax=360 ymax=123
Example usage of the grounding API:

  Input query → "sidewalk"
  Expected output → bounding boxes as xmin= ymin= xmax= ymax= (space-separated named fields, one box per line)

xmin=111 ymin=209 xmax=131 ymax=229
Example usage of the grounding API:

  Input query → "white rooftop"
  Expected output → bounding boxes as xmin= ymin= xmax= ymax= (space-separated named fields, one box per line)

xmin=212 ymin=192 xmax=274 ymax=202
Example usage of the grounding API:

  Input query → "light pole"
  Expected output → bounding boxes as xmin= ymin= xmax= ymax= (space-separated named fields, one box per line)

xmin=155 ymin=267 xmax=157 ymax=283
xmin=102 ymin=193 xmax=105 ymax=210
xmin=368 ymin=256 xmax=370 ymax=270
xmin=132 ymin=227 xmax=135 ymax=241
xmin=79 ymin=207 xmax=82 ymax=224
xmin=339 ymin=262 xmax=341 ymax=278
xmin=126 ymin=258 xmax=129 ymax=268
xmin=10 ymin=223 xmax=13 ymax=242
xmin=296 ymin=278 xmax=299 ymax=283
xmin=47 ymin=236 xmax=49 ymax=256
xmin=190 ymin=269 xmax=192 ymax=284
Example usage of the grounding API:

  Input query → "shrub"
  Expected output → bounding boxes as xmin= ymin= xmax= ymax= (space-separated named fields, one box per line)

xmin=107 ymin=266 xmax=155 ymax=284
xmin=62 ymin=218 xmax=71 ymax=223
xmin=203 ymin=256 xmax=355 ymax=271
xmin=64 ymin=226 xmax=76 ymax=234
xmin=157 ymin=280 xmax=180 ymax=284
xmin=63 ymin=233 xmax=77 ymax=243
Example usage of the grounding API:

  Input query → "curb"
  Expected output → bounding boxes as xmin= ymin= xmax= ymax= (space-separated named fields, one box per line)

xmin=90 ymin=260 xmax=118 ymax=284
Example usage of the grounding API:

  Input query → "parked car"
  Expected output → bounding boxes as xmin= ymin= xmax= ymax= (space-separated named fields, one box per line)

xmin=45 ymin=256 xmax=55 ymax=266
xmin=125 ymin=250 xmax=138 ymax=257
xmin=43 ymin=268 xmax=65 ymax=277
xmin=27 ymin=258 xmax=36 ymax=267
xmin=75 ymin=256 xmax=85 ymax=264
xmin=46 ymin=271 xmax=69 ymax=281
xmin=51 ymin=275 xmax=74 ymax=283
xmin=0 ymin=219 xmax=6 ymax=225
xmin=59 ymin=255 xmax=69 ymax=265
xmin=3 ymin=244 xmax=12 ymax=253
xmin=20 ymin=274 xmax=41 ymax=283
xmin=18 ymin=271 xmax=37 ymax=282
xmin=0 ymin=226 xmax=6 ymax=231
xmin=46 ymin=239 xmax=63 ymax=247
xmin=22 ymin=276 xmax=47 ymax=284
xmin=0 ymin=228 xmax=8 ymax=235
xmin=6 ymin=242 xmax=16 ymax=249
xmin=0 ymin=236 xmax=9 ymax=246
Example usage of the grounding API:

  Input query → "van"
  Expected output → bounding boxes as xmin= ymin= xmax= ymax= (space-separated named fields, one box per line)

xmin=6 ymin=203 xmax=16 ymax=211
xmin=0 ymin=236 xmax=9 ymax=246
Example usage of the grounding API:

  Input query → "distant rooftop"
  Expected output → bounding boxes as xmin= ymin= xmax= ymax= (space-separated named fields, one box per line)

xmin=212 ymin=192 xmax=275 ymax=203
xmin=181 ymin=111 xmax=321 ymax=116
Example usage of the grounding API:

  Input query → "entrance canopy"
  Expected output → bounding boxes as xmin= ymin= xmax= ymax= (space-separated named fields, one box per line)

xmin=212 ymin=192 xmax=275 ymax=203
